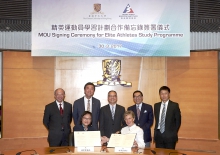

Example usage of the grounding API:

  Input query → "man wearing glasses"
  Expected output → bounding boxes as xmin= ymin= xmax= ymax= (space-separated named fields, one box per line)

xmin=128 ymin=90 xmax=154 ymax=147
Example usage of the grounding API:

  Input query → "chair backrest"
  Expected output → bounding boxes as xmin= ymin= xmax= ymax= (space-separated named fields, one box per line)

xmin=69 ymin=132 xmax=74 ymax=146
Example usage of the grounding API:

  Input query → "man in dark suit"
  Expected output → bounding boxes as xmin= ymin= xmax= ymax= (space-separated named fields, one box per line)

xmin=99 ymin=90 xmax=125 ymax=142
xmin=128 ymin=90 xmax=153 ymax=147
xmin=73 ymin=82 xmax=100 ymax=130
xmin=154 ymin=86 xmax=181 ymax=149
xmin=43 ymin=88 xmax=72 ymax=147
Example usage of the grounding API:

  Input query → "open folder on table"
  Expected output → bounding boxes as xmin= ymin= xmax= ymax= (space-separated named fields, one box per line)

xmin=74 ymin=131 xmax=101 ymax=147
xmin=107 ymin=133 xmax=136 ymax=147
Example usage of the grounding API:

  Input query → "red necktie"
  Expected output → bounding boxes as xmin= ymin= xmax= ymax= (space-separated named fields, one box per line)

xmin=59 ymin=104 xmax=63 ymax=115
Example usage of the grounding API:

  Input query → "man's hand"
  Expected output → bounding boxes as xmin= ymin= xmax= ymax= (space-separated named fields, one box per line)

xmin=115 ymin=131 xmax=121 ymax=134
xmin=133 ymin=141 xmax=138 ymax=147
xmin=101 ymin=136 xmax=109 ymax=145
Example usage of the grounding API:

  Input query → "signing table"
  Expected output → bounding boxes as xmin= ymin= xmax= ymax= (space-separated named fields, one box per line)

xmin=2 ymin=146 xmax=213 ymax=155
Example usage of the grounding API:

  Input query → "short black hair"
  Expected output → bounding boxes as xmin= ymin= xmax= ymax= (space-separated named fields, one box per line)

xmin=79 ymin=111 xmax=93 ymax=126
xmin=108 ymin=90 xmax=117 ymax=96
xmin=84 ymin=82 xmax=95 ymax=91
xmin=133 ymin=90 xmax=143 ymax=97
xmin=159 ymin=86 xmax=170 ymax=93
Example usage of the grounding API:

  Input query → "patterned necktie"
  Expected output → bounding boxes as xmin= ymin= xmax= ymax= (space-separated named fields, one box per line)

xmin=160 ymin=103 xmax=166 ymax=133
xmin=87 ymin=99 xmax=90 ymax=111
xmin=59 ymin=104 xmax=63 ymax=115
xmin=137 ymin=104 xmax=141 ymax=120
xmin=111 ymin=105 xmax=115 ymax=120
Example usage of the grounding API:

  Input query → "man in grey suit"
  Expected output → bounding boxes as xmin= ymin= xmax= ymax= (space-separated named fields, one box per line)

xmin=154 ymin=86 xmax=181 ymax=149
xmin=73 ymin=82 xmax=101 ymax=130
xmin=43 ymin=88 xmax=72 ymax=147
xmin=99 ymin=90 xmax=125 ymax=142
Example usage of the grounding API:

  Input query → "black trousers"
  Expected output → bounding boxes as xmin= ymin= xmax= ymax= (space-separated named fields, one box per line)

xmin=49 ymin=130 xmax=69 ymax=147
xmin=155 ymin=129 xmax=176 ymax=149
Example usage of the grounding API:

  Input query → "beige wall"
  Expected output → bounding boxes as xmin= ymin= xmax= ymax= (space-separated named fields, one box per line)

xmin=0 ymin=51 xmax=219 ymax=154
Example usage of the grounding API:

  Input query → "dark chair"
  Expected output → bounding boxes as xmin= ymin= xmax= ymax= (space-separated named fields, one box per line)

xmin=69 ymin=132 xmax=74 ymax=146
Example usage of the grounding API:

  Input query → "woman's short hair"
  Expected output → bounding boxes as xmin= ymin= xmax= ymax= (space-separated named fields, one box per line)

xmin=123 ymin=110 xmax=135 ymax=119
xmin=79 ymin=111 xmax=93 ymax=126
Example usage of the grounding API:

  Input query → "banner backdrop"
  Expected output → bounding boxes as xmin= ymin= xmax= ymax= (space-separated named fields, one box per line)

xmin=32 ymin=0 xmax=190 ymax=56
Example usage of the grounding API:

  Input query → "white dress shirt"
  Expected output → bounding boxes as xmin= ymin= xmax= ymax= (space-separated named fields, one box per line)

xmin=84 ymin=96 xmax=92 ymax=112
xmin=109 ymin=104 xmax=116 ymax=113
xmin=56 ymin=100 xmax=64 ymax=110
xmin=121 ymin=124 xmax=145 ymax=148
xmin=157 ymin=100 xmax=169 ymax=129
xmin=136 ymin=102 xmax=142 ymax=110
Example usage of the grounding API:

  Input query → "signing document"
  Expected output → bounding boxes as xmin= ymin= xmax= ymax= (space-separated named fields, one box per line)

xmin=108 ymin=133 xmax=136 ymax=147
xmin=74 ymin=131 xmax=101 ymax=147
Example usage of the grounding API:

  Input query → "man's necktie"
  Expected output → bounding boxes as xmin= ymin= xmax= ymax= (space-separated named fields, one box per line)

xmin=111 ymin=105 xmax=115 ymax=120
xmin=137 ymin=104 xmax=141 ymax=120
xmin=87 ymin=99 xmax=90 ymax=111
xmin=160 ymin=103 xmax=166 ymax=133
xmin=59 ymin=104 xmax=63 ymax=115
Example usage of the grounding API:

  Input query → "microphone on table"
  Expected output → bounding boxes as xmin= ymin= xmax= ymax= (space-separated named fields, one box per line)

xmin=137 ymin=148 xmax=156 ymax=154
xmin=49 ymin=147 xmax=71 ymax=153
xmin=151 ymin=150 xmax=156 ymax=154
xmin=16 ymin=149 xmax=38 ymax=155
xmin=169 ymin=152 xmax=186 ymax=155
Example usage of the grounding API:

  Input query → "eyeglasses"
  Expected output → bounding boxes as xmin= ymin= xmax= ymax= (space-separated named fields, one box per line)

xmin=83 ymin=117 xmax=91 ymax=120
xmin=108 ymin=95 xmax=117 ymax=98
xmin=133 ymin=95 xmax=142 ymax=99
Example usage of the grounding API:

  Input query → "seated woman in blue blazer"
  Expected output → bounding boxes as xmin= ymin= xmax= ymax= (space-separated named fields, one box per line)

xmin=73 ymin=111 xmax=96 ymax=131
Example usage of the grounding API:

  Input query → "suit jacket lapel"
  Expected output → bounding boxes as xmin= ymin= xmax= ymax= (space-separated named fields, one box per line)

xmin=92 ymin=97 xmax=95 ymax=113
xmin=53 ymin=101 xmax=60 ymax=114
xmin=113 ymin=104 xmax=118 ymax=121
xmin=132 ymin=105 xmax=138 ymax=121
xmin=156 ymin=103 xmax=161 ymax=127
xmin=81 ymin=97 xmax=85 ymax=111
xmin=139 ymin=103 xmax=145 ymax=120
xmin=63 ymin=101 xmax=67 ymax=116
xmin=54 ymin=101 xmax=62 ymax=119
xmin=165 ymin=100 xmax=172 ymax=122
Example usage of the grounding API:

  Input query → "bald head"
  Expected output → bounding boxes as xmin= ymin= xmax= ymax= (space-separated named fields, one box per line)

xmin=54 ymin=88 xmax=65 ymax=103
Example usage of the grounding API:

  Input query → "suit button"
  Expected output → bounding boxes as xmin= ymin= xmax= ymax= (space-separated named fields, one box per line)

xmin=138 ymin=124 xmax=140 ymax=126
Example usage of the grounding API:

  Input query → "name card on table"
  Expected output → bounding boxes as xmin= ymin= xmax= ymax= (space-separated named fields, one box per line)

xmin=115 ymin=147 xmax=131 ymax=153
xmin=77 ymin=146 xmax=94 ymax=152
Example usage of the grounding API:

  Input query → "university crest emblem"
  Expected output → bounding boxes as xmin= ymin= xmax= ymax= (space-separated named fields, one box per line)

xmin=94 ymin=59 xmax=132 ymax=87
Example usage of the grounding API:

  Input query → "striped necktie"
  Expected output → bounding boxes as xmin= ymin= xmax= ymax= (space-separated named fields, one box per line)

xmin=137 ymin=104 xmax=141 ymax=120
xmin=160 ymin=103 xmax=166 ymax=133
xmin=111 ymin=105 xmax=115 ymax=120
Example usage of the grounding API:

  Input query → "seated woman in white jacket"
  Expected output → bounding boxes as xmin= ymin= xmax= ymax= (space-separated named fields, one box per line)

xmin=121 ymin=110 xmax=145 ymax=148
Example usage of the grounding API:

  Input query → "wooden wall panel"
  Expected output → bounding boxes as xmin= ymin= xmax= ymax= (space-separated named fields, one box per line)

xmin=167 ymin=51 xmax=218 ymax=140
xmin=0 ymin=51 xmax=219 ymax=154
xmin=0 ymin=137 xmax=47 ymax=152
xmin=2 ymin=51 xmax=55 ymax=138
xmin=140 ymin=57 xmax=166 ymax=104
xmin=55 ymin=57 xmax=166 ymax=113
